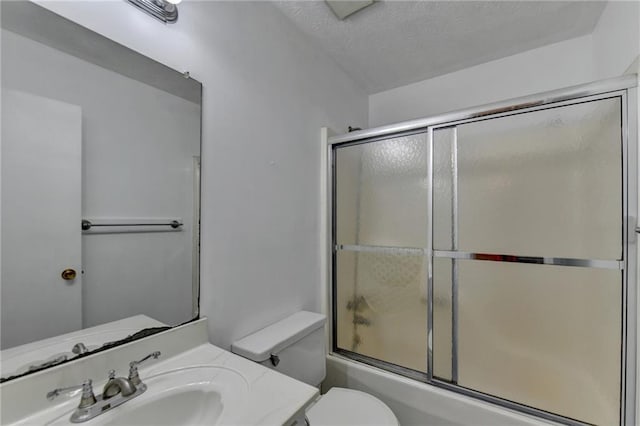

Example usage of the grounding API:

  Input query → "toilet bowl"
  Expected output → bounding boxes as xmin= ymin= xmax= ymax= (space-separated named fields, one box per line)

xmin=306 ymin=387 xmax=398 ymax=426
xmin=231 ymin=311 xmax=398 ymax=426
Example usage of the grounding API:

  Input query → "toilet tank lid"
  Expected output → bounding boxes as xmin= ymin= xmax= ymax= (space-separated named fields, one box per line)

xmin=231 ymin=311 xmax=326 ymax=362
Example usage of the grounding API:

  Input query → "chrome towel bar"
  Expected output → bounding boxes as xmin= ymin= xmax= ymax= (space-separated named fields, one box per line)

xmin=81 ymin=220 xmax=182 ymax=230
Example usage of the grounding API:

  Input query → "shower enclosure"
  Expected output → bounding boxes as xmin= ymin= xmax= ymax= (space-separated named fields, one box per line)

xmin=328 ymin=75 xmax=638 ymax=425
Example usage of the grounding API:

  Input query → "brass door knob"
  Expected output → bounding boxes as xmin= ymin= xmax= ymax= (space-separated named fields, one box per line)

xmin=61 ymin=268 xmax=77 ymax=280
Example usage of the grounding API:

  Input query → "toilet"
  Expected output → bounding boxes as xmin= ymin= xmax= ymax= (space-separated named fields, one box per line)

xmin=231 ymin=311 xmax=399 ymax=426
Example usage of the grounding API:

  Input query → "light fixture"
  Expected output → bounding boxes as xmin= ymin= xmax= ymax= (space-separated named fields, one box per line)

xmin=127 ymin=0 xmax=180 ymax=24
xmin=325 ymin=0 xmax=375 ymax=20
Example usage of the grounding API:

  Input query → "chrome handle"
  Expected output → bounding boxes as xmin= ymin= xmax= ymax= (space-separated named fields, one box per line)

xmin=47 ymin=379 xmax=97 ymax=408
xmin=128 ymin=351 xmax=161 ymax=386
xmin=129 ymin=351 xmax=161 ymax=368
xmin=47 ymin=384 xmax=83 ymax=401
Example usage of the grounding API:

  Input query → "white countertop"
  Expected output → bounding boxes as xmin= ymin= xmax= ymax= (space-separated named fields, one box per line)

xmin=1 ymin=319 xmax=319 ymax=426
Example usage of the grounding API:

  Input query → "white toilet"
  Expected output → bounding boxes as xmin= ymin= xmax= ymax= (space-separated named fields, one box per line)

xmin=231 ymin=311 xmax=399 ymax=426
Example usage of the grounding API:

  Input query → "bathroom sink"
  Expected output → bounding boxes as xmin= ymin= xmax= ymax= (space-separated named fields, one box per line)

xmin=101 ymin=388 xmax=223 ymax=426
xmin=46 ymin=366 xmax=249 ymax=425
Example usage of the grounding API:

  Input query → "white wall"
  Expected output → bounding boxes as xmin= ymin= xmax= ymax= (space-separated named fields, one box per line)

xmin=592 ymin=0 xmax=640 ymax=79
xmin=2 ymin=28 xmax=199 ymax=329
xmin=34 ymin=0 xmax=368 ymax=349
xmin=369 ymin=34 xmax=596 ymax=127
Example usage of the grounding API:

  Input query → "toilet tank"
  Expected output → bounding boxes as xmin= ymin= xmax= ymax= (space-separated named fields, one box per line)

xmin=231 ymin=311 xmax=326 ymax=387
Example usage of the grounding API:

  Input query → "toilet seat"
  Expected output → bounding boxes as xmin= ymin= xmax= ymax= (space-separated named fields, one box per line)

xmin=306 ymin=388 xmax=399 ymax=426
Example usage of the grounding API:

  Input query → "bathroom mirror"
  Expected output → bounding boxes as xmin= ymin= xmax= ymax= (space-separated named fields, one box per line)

xmin=0 ymin=1 xmax=202 ymax=381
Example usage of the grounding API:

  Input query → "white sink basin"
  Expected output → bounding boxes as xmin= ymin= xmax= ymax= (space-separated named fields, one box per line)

xmin=103 ymin=387 xmax=223 ymax=426
xmin=46 ymin=366 xmax=249 ymax=425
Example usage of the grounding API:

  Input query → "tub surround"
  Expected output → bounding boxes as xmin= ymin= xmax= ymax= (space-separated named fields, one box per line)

xmin=0 ymin=319 xmax=318 ymax=425
xmin=323 ymin=354 xmax=551 ymax=426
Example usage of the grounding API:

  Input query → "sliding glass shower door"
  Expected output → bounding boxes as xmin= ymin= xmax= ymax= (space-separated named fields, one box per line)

xmin=332 ymin=88 xmax=632 ymax=425
xmin=431 ymin=97 xmax=623 ymax=425
xmin=334 ymin=133 xmax=429 ymax=373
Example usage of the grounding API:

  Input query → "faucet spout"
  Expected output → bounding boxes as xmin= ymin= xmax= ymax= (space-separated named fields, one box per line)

xmin=103 ymin=377 xmax=136 ymax=399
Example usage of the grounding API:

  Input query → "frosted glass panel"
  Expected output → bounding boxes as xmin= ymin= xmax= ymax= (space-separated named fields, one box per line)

xmin=457 ymin=260 xmax=621 ymax=425
xmin=335 ymin=133 xmax=428 ymax=248
xmin=335 ymin=250 xmax=427 ymax=372
xmin=432 ymin=257 xmax=452 ymax=380
xmin=455 ymin=98 xmax=622 ymax=260
xmin=433 ymin=128 xmax=455 ymax=251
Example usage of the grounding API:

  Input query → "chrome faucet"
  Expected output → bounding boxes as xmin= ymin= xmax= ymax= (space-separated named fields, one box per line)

xmin=46 ymin=379 xmax=97 ymax=408
xmin=46 ymin=351 xmax=161 ymax=423
xmin=102 ymin=369 xmax=136 ymax=399
xmin=128 ymin=351 xmax=161 ymax=388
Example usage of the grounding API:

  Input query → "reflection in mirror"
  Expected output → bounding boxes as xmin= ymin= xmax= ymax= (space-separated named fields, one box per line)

xmin=0 ymin=1 xmax=202 ymax=381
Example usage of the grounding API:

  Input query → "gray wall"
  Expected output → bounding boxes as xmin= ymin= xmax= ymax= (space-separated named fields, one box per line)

xmin=34 ymin=0 xmax=369 ymax=348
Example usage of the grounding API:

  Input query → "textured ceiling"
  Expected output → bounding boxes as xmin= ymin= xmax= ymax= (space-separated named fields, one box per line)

xmin=273 ymin=1 xmax=606 ymax=93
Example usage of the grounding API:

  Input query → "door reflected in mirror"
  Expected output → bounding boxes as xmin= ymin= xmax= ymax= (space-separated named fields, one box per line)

xmin=0 ymin=1 xmax=201 ymax=381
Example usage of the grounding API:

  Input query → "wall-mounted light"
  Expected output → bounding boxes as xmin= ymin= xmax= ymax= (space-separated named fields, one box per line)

xmin=127 ymin=0 xmax=181 ymax=24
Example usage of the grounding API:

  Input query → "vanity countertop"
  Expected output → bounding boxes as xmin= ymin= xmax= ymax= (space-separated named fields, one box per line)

xmin=1 ymin=319 xmax=319 ymax=426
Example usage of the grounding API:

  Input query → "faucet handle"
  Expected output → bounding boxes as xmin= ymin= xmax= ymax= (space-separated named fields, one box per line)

xmin=47 ymin=379 xmax=97 ymax=408
xmin=130 ymin=351 xmax=161 ymax=367
xmin=128 ymin=351 xmax=161 ymax=386
xmin=72 ymin=342 xmax=89 ymax=355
